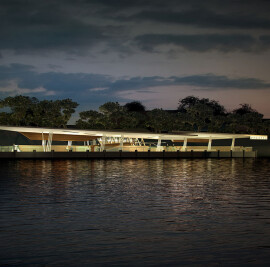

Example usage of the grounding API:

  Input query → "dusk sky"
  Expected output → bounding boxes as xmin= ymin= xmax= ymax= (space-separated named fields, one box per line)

xmin=1 ymin=0 xmax=270 ymax=121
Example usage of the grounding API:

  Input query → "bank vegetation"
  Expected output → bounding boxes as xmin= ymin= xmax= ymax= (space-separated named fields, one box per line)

xmin=0 ymin=95 xmax=269 ymax=134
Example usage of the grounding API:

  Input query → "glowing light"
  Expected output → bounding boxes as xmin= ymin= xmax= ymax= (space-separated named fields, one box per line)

xmin=250 ymin=135 xmax=268 ymax=140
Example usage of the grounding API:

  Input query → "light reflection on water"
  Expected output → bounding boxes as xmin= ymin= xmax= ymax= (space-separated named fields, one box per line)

xmin=0 ymin=158 xmax=270 ymax=266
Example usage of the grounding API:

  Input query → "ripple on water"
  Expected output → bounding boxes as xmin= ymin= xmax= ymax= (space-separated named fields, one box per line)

xmin=0 ymin=158 xmax=270 ymax=266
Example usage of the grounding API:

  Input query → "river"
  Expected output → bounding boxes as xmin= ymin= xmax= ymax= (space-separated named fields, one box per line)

xmin=1 ymin=159 xmax=270 ymax=266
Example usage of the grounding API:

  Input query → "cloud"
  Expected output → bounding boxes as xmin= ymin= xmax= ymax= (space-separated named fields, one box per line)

xmin=0 ymin=22 xmax=112 ymax=53
xmin=0 ymin=64 xmax=115 ymax=101
xmin=172 ymin=75 xmax=270 ymax=89
xmin=108 ymin=74 xmax=270 ymax=91
xmin=1 ymin=64 xmax=269 ymax=101
xmin=134 ymin=34 xmax=268 ymax=53
xmin=89 ymin=87 xmax=109 ymax=91
xmin=119 ymin=8 xmax=270 ymax=29
xmin=260 ymin=35 xmax=270 ymax=46
xmin=0 ymin=0 xmax=124 ymax=54
xmin=0 ymin=80 xmax=56 ymax=96
xmin=1 ymin=0 xmax=270 ymax=56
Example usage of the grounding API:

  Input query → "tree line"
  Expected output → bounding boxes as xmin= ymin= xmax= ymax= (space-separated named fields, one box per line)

xmin=0 ymin=95 xmax=269 ymax=134
xmin=0 ymin=96 xmax=78 ymax=128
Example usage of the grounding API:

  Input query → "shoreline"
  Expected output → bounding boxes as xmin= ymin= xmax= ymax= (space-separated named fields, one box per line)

xmin=0 ymin=150 xmax=257 ymax=159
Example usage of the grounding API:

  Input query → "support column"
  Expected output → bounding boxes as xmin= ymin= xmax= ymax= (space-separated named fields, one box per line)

xmin=42 ymin=140 xmax=46 ymax=152
xmin=42 ymin=132 xmax=46 ymax=152
xmin=67 ymin=140 xmax=72 ymax=151
xmin=207 ymin=137 xmax=212 ymax=151
xmin=141 ymin=138 xmax=145 ymax=146
xmin=181 ymin=138 xmax=187 ymax=152
xmin=46 ymin=132 xmax=53 ymax=152
xmin=101 ymin=136 xmax=106 ymax=151
xmin=157 ymin=137 xmax=162 ymax=151
xmin=120 ymin=135 xmax=124 ymax=151
xmin=231 ymin=137 xmax=235 ymax=151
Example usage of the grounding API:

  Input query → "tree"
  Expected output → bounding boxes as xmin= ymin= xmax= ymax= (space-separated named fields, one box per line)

xmin=76 ymin=110 xmax=106 ymax=129
xmin=261 ymin=120 xmax=270 ymax=135
xmin=233 ymin=103 xmax=261 ymax=116
xmin=178 ymin=96 xmax=200 ymax=112
xmin=0 ymin=96 xmax=38 ymax=126
xmin=178 ymin=96 xmax=226 ymax=116
xmin=170 ymin=112 xmax=193 ymax=131
xmin=124 ymin=101 xmax=145 ymax=112
xmin=0 ymin=95 xmax=78 ymax=128
xmin=98 ymin=102 xmax=126 ymax=129
xmin=186 ymin=103 xmax=215 ymax=132
xmin=56 ymin=99 xmax=79 ymax=127
xmin=146 ymin=109 xmax=173 ymax=133
xmin=99 ymin=102 xmax=122 ymax=116
xmin=226 ymin=104 xmax=264 ymax=134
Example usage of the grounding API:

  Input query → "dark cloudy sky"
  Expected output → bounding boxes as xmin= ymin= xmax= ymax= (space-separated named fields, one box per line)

xmin=1 ymin=0 xmax=270 ymax=120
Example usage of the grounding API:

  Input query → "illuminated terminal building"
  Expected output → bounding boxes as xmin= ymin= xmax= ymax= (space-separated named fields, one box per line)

xmin=0 ymin=126 xmax=268 ymax=158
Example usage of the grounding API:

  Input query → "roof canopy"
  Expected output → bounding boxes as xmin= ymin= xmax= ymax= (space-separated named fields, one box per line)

xmin=0 ymin=126 xmax=267 ymax=142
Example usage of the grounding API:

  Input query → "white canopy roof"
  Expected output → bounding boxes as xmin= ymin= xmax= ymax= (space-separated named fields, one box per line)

xmin=0 ymin=126 xmax=267 ymax=140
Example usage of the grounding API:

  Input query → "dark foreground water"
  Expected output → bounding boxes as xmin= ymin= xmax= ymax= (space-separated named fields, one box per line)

xmin=0 ymin=159 xmax=270 ymax=266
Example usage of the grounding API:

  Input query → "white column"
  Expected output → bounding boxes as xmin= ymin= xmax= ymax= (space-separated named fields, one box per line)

xmin=157 ymin=137 xmax=162 ymax=151
xmin=101 ymin=135 xmax=106 ymax=151
xmin=120 ymin=135 xmax=124 ymax=151
xmin=141 ymin=138 xmax=145 ymax=146
xmin=42 ymin=132 xmax=46 ymax=151
xmin=181 ymin=138 xmax=187 ymax=151
xmin=231 ymin=137 xmax=235 ymax=151
xmin=207 ymin=137 xmax=212 ymax=151
xmin=67 ymin=140 xmax=72 ymax=151
xmin=42 ymin=133 xmax=46 ymax=151
xmin=42 ymin=139 xmax=46 ymax=152
xmin=47 ymin=132 xmax=53 ymax=152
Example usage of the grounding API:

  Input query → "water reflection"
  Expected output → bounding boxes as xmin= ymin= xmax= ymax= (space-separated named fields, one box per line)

xmin=0 ymin=158 xmax=270 ymax=266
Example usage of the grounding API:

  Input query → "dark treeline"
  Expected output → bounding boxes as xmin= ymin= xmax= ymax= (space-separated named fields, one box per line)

xmin=0 ymin=96 xmax=78 ymax=128
xmin=0 ymin=95 xmax=270 ymax=134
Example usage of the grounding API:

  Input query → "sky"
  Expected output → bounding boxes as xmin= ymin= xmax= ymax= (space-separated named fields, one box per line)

xmin=1 ymin=0 xmax=270 ymax=121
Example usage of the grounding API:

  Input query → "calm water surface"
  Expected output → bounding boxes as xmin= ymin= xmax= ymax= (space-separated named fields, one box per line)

xmin=0 ymin=159 xmax=270 ymax=266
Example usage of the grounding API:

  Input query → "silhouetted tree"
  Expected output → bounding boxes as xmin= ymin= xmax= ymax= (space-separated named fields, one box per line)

xmin=124 ymin=101 xmax=145 ymax=112
xmin=76 ymin=110 xmax=106 ymax=129
xmin=233 ymin=103 xmax=261 ymax=116
xmin=186 ymin=103 xmax=215 ymax=132
xmin=146 ymin=109 xmax=173 ymax=133
xmin=0 ymin=96 xmax=78 ymax=128
xmin=1 ymin=95 xmax=267 ymax=134
xmin=178 ymin=96 xmax=226 ymax=116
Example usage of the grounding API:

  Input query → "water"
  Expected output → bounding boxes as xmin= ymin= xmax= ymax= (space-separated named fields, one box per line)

xmin=0 ymin=159 xmax=270 ymax=266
